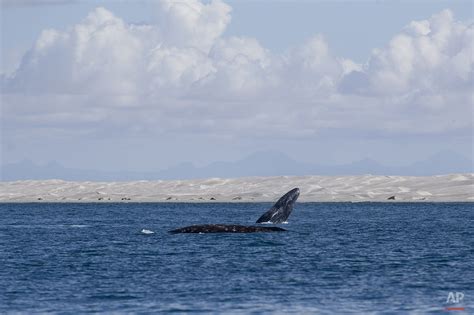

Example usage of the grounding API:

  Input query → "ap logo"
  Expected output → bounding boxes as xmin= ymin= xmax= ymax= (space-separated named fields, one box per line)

xmin=446 ymin=292 xmax=464 ymax=304
xmin=445 ymin=292 xmax=466 ymax=311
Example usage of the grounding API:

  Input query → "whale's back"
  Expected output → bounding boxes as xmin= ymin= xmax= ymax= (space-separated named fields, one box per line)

xmin=169 ymin=224 xmax=286 ymax=234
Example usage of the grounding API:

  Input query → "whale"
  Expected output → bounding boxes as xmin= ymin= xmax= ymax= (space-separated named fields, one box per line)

xmin=256 ymin=187 xmax=300 ymax=224
xmin=169 ymin=188 xmax=300 ymax=234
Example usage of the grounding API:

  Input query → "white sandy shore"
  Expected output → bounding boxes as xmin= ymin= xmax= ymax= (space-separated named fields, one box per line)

xmin=1 ymin=174 xmax=473 ymax=202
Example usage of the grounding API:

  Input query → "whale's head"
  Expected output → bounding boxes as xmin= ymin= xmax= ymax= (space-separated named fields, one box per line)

xmin=283 ymin=188 xmax=300 ymax=205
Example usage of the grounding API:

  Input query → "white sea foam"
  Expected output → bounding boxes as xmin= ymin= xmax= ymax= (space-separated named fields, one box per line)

xmin=141 ymin=229 xmax=155 ymax=234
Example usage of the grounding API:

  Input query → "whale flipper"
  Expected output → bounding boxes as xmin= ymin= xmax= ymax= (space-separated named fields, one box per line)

xmin=256 ymin=188 xmax=300 ymax=224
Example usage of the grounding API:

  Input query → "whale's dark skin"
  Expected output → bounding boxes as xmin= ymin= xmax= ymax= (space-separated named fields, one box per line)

xmin=168 ymin=188 xmax=299 ymax=234
xmin=256 ymin=188 xmax=300 ymax=224
xmin=169 ymin=224 xmax=286 ymax=234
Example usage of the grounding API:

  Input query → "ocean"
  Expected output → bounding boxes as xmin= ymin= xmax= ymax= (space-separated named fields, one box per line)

xmin=1 ymin=202 xmax=472 ymax=313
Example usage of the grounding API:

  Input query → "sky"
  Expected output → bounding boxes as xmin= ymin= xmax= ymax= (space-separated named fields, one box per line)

xmin=1 ymin=0 xmax=473 ymax=173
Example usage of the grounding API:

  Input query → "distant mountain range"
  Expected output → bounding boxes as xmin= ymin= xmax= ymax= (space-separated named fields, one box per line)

xmin=1 ymin=150 xmax=472 ymax=181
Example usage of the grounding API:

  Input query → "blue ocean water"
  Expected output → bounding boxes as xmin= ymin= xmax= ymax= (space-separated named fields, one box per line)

xmin=0 ymin=202 xmax=473 ymax=314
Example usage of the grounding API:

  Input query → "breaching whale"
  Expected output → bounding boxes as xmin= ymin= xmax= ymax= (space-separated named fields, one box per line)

xmin=256 ymin=187 xmax=300 ymax=223
xmin=169 ymin=188 xmax=300 ymax=234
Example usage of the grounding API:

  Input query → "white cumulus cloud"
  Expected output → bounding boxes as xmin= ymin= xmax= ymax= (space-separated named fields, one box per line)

xmin=343 ymin=9 xmax=473 ymax=97
xmin=2 ymin=3 xmax=473 ymax=142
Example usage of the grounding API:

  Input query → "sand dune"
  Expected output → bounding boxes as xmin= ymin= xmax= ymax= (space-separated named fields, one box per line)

xmin=0 ymin=174 xmax=472 ymax=202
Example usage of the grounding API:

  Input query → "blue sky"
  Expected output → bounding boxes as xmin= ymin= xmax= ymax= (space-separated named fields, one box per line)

xmin=1 ymin=0 xmax=473 ymax=172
